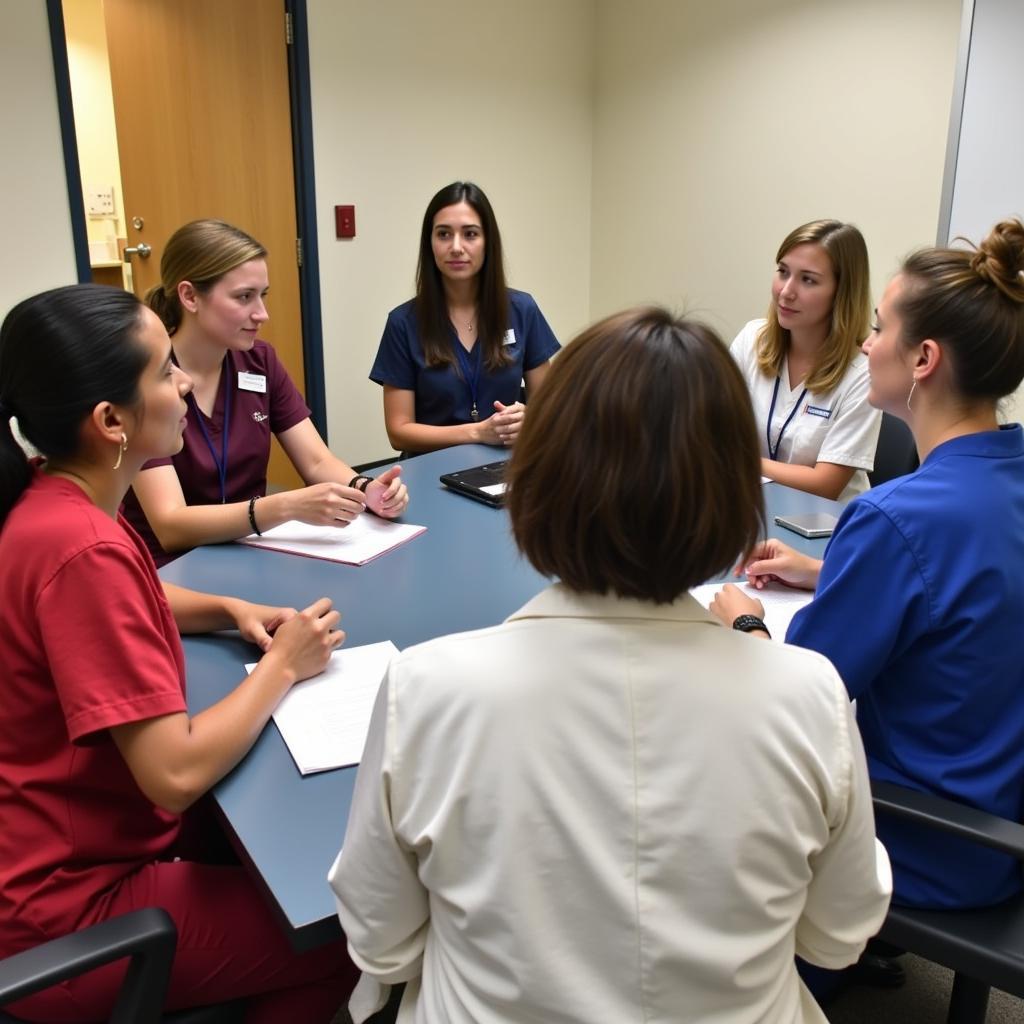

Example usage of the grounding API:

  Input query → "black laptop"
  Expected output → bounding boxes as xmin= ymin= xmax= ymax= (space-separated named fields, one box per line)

xmin=439 ymin=461 xmax=508 ymax=507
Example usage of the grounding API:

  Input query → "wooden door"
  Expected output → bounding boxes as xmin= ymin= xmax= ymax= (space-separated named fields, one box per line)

xmin=103 ymin=0 xmax=303 ymax=489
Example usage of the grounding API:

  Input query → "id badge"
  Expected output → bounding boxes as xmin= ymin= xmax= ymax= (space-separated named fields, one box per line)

xmin=238 ymin=372 xmax=267 ymax=394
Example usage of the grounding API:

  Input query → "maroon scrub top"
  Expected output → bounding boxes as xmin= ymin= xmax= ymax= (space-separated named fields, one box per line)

xmin=122 ymin=340 xmax=310 ymax=564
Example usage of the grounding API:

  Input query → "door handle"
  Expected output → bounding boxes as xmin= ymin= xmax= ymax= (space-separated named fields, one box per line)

xmin=124 ymin=242 xmax=152 ymax=260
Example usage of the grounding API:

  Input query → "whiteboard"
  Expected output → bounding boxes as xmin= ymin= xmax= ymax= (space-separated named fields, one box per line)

xmin=942 ymin=0 xmax=1024 ymax=245
xmin=939 ymin=0 xmax=1024 ymax=419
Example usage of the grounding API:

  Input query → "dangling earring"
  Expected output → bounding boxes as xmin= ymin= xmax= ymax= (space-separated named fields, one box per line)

xmin=906 ymin=379 xmax=918 ymax=413
xmin=112 ymin=432 xmax=128 ymax=470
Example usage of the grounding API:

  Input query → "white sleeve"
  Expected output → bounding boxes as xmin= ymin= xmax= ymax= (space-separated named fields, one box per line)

xmin=328 ymin=670 xmax=428 ymax=989
xmin=816 ymin=361 xmax=882 ymax=470
xmin=795 ymin=683 xmax=892 ymax=967
xmin=729 ymin=319 xmax=762 ymax=365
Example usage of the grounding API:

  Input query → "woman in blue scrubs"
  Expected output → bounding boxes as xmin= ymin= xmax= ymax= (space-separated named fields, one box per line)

xmin=712 ymin=218 xmax=1024 ymax=913
xmin=369 ymin=182 xmax=560 ymax=454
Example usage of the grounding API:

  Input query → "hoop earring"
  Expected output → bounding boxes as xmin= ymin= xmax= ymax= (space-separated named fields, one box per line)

xmin=112 ymin=432 xmax=128 ymax=470
xmin=906 ymin=380 xmax=918 ymax=413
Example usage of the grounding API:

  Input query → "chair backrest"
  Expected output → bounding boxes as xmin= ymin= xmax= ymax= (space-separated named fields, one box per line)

xmin=869 ymin=412 xmax=919 ymax=487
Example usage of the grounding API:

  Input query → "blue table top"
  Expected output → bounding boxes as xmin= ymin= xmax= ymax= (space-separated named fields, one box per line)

xmin=161 ymin=444 xmax=841 ymax=949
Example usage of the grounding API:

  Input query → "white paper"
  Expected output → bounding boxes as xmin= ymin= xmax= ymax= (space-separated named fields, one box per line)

xmin=761 ymin=476 xmax=772 ymax=484
xmin=690 ymin=581 xmax=813 ymax=641
xmin=247 ymin=641 xmax=399 ymax=775
xmin=239 ymin=514 xmax=425 ymax=565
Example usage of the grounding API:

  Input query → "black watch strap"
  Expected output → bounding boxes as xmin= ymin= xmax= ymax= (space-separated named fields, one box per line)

xmin=732 ymin=614 xmax=771 ymax=638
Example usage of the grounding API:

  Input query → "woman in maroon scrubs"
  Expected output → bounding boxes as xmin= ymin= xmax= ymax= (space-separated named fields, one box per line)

xmin=123 ymin=218 xmax=409 ymax=564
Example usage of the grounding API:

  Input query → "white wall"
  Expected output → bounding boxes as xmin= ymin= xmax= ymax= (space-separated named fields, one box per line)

xmin=307 ymin=0 xmax=595 ymax=464
xmin=0 ymin=2 xmax=77 ymax=316
xmin=590 ymin=0 xmax=963 ymax=342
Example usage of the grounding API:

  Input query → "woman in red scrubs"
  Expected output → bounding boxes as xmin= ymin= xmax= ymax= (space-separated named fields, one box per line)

xmin=0 ymin=284 xmax=356 ymax=1022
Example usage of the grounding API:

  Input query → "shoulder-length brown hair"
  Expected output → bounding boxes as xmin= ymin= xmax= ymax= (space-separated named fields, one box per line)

xmin=415 ymin=182 xmax=511 ymax=372
xmin=506 ymin=307 xmax=764 ymax=604
xmin=756 ymin=219 xmax=871 ymax=393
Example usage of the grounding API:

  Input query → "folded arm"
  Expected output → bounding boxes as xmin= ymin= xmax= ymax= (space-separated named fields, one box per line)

xmin=111 ymin=597 xmax=342 ymax=815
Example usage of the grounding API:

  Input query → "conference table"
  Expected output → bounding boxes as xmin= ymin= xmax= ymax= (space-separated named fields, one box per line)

xmin=160 ymin=444 xmax=842 ymax=951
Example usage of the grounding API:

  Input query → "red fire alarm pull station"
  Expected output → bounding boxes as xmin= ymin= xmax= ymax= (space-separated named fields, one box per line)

xmin=335 ymin=205 xmax=356 ymax=239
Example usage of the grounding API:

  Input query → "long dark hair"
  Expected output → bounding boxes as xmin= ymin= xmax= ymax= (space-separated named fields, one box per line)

xmin=0 ymin=284 xmax=148 ymax=527
xmin=415 ymin=182 xmax=511 ymax=372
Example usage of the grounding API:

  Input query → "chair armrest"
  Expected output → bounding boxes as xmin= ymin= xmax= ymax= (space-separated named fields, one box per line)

xmin=872 ymin=780 xmax=1024 ymax=861
xmin=0 ymin=907 xmax=176 ymax=1024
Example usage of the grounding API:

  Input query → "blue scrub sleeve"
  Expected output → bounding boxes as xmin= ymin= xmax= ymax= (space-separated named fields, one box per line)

xmin=519 ymin=295 xmax=560 ymax=371
xmin=786 ymin=501 xmax=931 ymax=700
xmin=370 ymin=311 xmax=418 ymax=390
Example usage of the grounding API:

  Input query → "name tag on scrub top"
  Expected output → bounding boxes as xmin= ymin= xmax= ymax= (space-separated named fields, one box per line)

xmin=503 ymin=330 xmax=516 ymax=346
xmin=238 ymin=372 xmax=267 ymax=394
xmin=804 ymin=404 xmax=833 ymax=419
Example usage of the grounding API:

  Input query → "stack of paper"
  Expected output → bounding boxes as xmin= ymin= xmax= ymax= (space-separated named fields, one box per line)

xmin=247 ymin=640 xmax=399 ymax=775
xmin=689 ymin=581 xmax=813 ymax=640
xmin=240 ymin=515 xmax=425 ymax=565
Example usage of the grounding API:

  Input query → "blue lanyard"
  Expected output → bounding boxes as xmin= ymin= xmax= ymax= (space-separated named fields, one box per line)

xmin=453 ymin=338 xmax=482 ymax=421
xmin=766 ymin=376 xmax=807 ymax=462
xmin=187 ymin=355 xmax=232 ymax=503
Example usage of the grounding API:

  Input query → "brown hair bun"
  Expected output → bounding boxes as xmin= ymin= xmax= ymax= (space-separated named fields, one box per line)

xmin=967 ymin=219 xmax=1024 ymax=303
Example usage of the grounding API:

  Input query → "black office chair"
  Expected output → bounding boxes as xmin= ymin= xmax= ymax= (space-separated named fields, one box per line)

xmin=0 ymin=908 xmax=242 ymax=1024
xmin=872 ymin=781 xmax=1024 ymax=1024
xmin=868 ymin=412 xmax=919 ymax=487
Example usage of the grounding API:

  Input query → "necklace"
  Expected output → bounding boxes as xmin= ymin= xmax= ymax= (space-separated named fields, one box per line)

xmin=450 ymin=306 xmax=477 ymax=335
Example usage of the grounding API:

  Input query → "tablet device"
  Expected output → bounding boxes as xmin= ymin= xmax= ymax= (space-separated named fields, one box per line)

xmin=774 ymin=513 xmax=838 ymax=539
xmin=439 ymin=461 xmax=508 ymax=507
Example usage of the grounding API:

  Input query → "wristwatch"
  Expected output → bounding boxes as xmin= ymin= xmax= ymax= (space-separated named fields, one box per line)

xmin=732 ymin=614 xmax=771 ymax=638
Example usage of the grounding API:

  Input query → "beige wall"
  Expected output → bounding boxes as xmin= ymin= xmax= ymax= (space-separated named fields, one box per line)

xmin=0 ymin=1 xmax=77 ymax=315
xmin=63 ymin=0 xmax=125 ymax=253
xmin=307 ymin=0 xmax=595 ymax=464
xmin=590 ymin=0 xmax=963 ymax=342
xmin=3 ymin=0 xmax=971 ymax=464
xmin=309 ymin=0 xmax=963 ymax=464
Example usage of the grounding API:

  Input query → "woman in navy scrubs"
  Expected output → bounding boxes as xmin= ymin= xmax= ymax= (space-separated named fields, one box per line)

xmin=370 ymin=182 xmax=560 ymax=454
xmin=712 ymin=218 xmax=1024 ymax=913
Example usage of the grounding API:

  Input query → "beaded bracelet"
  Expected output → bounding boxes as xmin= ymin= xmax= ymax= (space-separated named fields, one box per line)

xmin=248 ymin=495 xmax=262 ymax=536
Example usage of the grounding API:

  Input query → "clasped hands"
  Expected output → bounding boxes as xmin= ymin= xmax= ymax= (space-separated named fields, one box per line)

xmin=479 ymin=399 xmax=525 ymax=446
xmin=228 ymin=596 xmax=343 ymax=676
xmin=708 ymin=538 xmax=822 ymax=629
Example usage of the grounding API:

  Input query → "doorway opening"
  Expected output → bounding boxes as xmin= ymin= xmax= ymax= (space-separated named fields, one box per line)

xmin=46 ymin=0 xmax=327 ymax=447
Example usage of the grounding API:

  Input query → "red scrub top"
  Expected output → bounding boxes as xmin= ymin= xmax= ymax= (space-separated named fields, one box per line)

xmin=122 ymin=339 xmax=311 ymax=564
xmin=0 ymin=471 xmax=187 ymax=955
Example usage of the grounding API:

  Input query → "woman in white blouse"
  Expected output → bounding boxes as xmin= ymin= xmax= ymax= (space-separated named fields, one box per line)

xmin=330 ymin=307 xmax=891 ymax=1024
xmin=731 ymin=219 xmax=882 ymax=500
